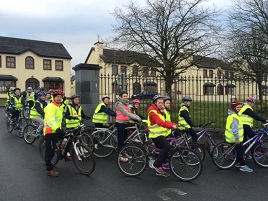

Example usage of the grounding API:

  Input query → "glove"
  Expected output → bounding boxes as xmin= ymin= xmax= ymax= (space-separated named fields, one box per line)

xmin=56 ymin=128 xmax=65 ymax=136
xmin=11 ymin=105 xmax=16 ymax=110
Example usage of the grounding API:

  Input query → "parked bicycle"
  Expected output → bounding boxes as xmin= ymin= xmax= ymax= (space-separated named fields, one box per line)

xmin=212 ymin=123 xmax=268 ymax=169
xmin=117 ymin=131 xmax=203 ymax=181
xmin=39 ymin=125 xmax=95 ymax=175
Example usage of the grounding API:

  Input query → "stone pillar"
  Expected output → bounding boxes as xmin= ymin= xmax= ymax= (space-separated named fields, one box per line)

xmin=73 ymin=63 xmax=100 ymax=126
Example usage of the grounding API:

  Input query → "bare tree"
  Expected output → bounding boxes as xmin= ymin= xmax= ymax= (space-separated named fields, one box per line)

xmin=226 ymin=0 xmax=268 ymax=101
xmin=112 ymin=0 xmax=220 ymax=96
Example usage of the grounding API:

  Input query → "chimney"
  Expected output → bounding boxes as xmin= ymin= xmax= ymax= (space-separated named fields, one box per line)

xmin=94 ymin=41 xmax=104 ymax=56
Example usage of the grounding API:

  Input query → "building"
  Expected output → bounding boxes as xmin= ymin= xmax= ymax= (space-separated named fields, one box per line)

xmin=0 ymin=36 xmax=72 ymax=99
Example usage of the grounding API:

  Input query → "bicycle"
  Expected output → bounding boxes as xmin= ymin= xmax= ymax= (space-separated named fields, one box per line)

xmin=117 ymin=132 xmax=203 ymax=181
xmin=6 ymin=109 xmax=25 ymax=138
xmin=39 ymin=125 xmax=95 ymax=175
xmin=23 ymin=120 xmax=42 ymax=144
xmin=92 ymin=121 xmax=147 ymax=158
xmin=212 ymin=123 xmax=268 ymax=169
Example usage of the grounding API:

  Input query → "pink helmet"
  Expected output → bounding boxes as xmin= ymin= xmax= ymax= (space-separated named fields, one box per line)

xmin=133 ymin=99 xmax=140 ymax=104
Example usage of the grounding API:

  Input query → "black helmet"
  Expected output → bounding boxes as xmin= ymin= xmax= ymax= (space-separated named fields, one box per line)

xmin=38 ymin=86 xmax=44 ymax=90
xmin=71 ymin=94 xmax=80 ymax=100
xmin=152 ymin=95 xmax=164 ymax=103
xmin=119 ymin=90 xmax=128 ymax=97
xmin=13 ymin=87 xmax=21 ymax=92
xmin=182 ymin=96 xmax=192 ymax=102
xmin=102 ymin=95 xmax=110 ymax=101
xmin=164 ymin=96 xmax=171 ymax=102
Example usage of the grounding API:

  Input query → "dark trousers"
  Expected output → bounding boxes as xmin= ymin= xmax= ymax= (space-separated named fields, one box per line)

xmin=234 ymin=143 xmax=246 ymax=166
xmin=243 ymin=125 xmax=255 ymax=143
xmin=10 ymin=109 xmax=20 ymax=119
xmin=187 ymin=128 xmax=198 ymax=142
xmin=152 ymin=136 xmax=171 ymax=167
xmin=116 ymin=122 xmax=133 ymax=151
xmin=45 ymin=134 xmax=58 ymax=171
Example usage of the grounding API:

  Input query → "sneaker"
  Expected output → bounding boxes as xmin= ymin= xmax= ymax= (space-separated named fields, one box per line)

xmin=152 ymin=164 xmax=170 ymax=177
xmin=162 ymin=163 xmax=170 ymax=170
xmin=47 ymin=170 xmax=59 ymax=177
xmin=35 ymin=131 xmax=40 ymax=137
xmin=234 ymin=163 xmax=241 ymax=168
xmin=119 ymin=157 xmax=129 ymax=162
xmin=240 ymin=165 xmax=253 ymax=172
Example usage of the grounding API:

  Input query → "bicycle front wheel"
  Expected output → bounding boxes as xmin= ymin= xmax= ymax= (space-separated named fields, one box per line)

xmin=212 ymin=142 xmax=236 ymax=169
xmin=252 ymin=140 xmax=268 ymax=167
xmin=39 ymin=138 xmax=60 ymax=166
xmin=117 ymin=145 xmax=147 ymax=177
xmin=72 ymin=143 xmax=95 ymax=175
xmin=188 ymin=143 xmax=205 ymax=161
xmin=93 ymin=130 xmax=116 ymax=158
xmin=23 ymin=124 xmax=37 ymax=144
xmin=170 ymin=147 xmax=203 ymax=182
xmin=22 ymin=108 xmax=31 ymax=120
xmin=7 ymin=119 xmax=14 ymax=133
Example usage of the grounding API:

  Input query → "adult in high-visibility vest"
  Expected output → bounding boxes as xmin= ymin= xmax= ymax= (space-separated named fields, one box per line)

xmin=148 ymin=95 xmax=178 ymax=177
xmin=65 ymin=94 xmax=91 ymax=129
xmin=30 ymin=91 xmax=47 ymax=136
xmin=43 ymin=89 xmax=66 ymax=177
xmin=178 ymin=96 xmax=198 ymax=142
xmin=115 ymin=90 xmax=141 ymax=161
xmin=238 ymin=96 xmax=268 ymax=143
xmin=26 ymin=87 xmax=35 ymax=109
xmin=92 ymin=95 xmax=116 ymax=128
xmin=9 ymin=88 xmax=27 ymax=122
xmin=225 ymin=101 xmax=253 ymax=172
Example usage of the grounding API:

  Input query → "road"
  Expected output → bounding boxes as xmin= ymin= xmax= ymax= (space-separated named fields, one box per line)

xmin=0 ymin=108 xmax=267 ymax=201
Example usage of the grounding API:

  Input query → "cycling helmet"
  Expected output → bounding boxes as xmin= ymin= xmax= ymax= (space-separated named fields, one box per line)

xmin=119 ymin=90 xmax=128 ymax=97
xmin=13 ymin=87 xmax=21 ymax=92
xmin=231 ymin=101 xmax=243 ymax=110
xmin=182 ymin=96 xmax=192 ymax=102
xmin=27 ymin=87 xmax=32 ymax=90
xmin=49 ymin=89 xmax=54 ymax=93
xmin=133 ymin=99 xmax=141 ymax=104
xmin=71 ymin=94 xmax=80 ymax=100
xmin=102 ymin=95 xmax=110 ymax=101
xmin=164 ymin=96 xmax=171 ymax=102
xmin=52 ymin=89 xmax=64 ymax=97
xmin=247 ymin=96 xmax=256 ymax=103
xmin=152 ymin=95 xmax=164 ymax=103
xmin=10 ymin=87 xmax=15 ymax=91
xmin=38 ymin=91 xmax=46 ymax=96
xmin=38 ymin=86 xmax=44 ymax=90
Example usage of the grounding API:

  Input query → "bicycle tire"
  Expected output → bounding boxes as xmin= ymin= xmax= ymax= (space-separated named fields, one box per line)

xmin=252 ymin=140 xmax=268 ymax=167
xmin=117 ymin=144 xmax=147 ymax=177
xmin=188 ymin=142 xmax=205 ymax=161
xmin=93 ymin=130 xmax=116 ymax=158
xmin=23 ymin=124 xmax=37 ymax=144
xmin=22 ymin=108 xmax=31 ymax=120
xmin=72 ymin=143 xmax=95 ymax=175
xmin=15 ymin=118 xmax=24 ymax=138
xmin=170 ymin=147 xmax=203 ymax=182
xmin=80 ymin=132 xmax=94 ymax=152
xmin=205 ymin=135 xmax=217 ymax=157
xmin=7 ymin=118 xmax=14 ymax=133
xmin=212 ymin=142 xmax=236 ymax=169
xmin=39 ymin=138 xmax=60 ymax=166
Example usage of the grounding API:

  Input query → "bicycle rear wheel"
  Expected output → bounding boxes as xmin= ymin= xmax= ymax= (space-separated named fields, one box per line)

xmin=93 ymin=130 xmax=116 ymax=158
xmin=39 ymin=138 xmax=60 ymax=166
xmin=205 ymin=135 xmax=217 ymax=157
xmin=188 ymin=143 xmax=205 ymax=161
xmin=117 ymin=145 xmax=147 ymax=177
xmin=23 ymin=124 xmax=37 ymax=144
xmin=170 ymin=147 xmax=203 ymax=181
xmin=72 ymin=143 xmax=95 ymax=175
xmin=7 ymin=118 xmax=14 ymax=133
xmin=212 ymin=142 xmax=236 ymax=169
xmin=252 ymin=140 xmax=268 ymax=167
xmin=15 ymin=118 xmax=24 ymax=138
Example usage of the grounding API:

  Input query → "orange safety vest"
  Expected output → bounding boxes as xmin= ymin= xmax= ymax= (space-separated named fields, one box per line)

xmin=116 ymin=104 xmax=131 ymax=122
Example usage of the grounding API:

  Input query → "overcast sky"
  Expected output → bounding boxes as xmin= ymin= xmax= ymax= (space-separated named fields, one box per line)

xmin=0 ymin=0 xmax=233 ymax=72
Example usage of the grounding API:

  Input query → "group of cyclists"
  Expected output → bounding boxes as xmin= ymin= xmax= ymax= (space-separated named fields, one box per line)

xmin=4 ymin=85 xmax=268 ymax=177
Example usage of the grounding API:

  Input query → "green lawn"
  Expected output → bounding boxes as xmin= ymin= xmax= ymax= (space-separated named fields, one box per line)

xmin=0 ymin=99 xmax=6 ymax=106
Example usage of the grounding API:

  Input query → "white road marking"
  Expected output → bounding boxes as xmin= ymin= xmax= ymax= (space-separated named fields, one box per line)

xmin=157 ymin=188 xmax=187 ymax=201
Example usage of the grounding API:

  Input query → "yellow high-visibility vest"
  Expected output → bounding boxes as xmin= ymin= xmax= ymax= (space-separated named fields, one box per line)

xmin=148 ymin=110 xmax=169 ymax=138
xmin=238 ymin=105 xmax=254 ymax=127
xmin=92 ymin=103 xmax=108 ymax=124
xmin=225 ymin=113 xmax=244 ymax=143
xmin=178 ymin=105 xmax=191 ymax=130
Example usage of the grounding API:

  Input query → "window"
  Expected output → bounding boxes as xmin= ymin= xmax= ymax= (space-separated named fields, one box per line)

xmin=112 ymin=65 xmax=118 ymax=75
xmin=143 ymin=67 xmax=149 ymax=76
xmin=224 ymin=71 xmax=229 ymax=79
xmin=0 ymin=80 xmax=15 ymax=92
xmin=225 ymin=87 xmax=235 ymax=95
xmin=230 ymin=72 xmax=234 ymax=79
xmin=6 ymin=56 xmax=16 ymax=68
xmin=203 ymin=83 xmax=215 ymax=95
xmin=43 ymin=59 xmax=52 ymax=70
xmin=217 ymin=70 xmax=221 ymax=79
xmin=209 ymin=70 xmax=213 ymax=78
xmin=203 ymin=70 xmax=207 ymax=78
xmin=55 ymin=60 xmax=63 ymax=71
xmin=217 ymin=84 xmax=224 ymax=95
xmin=44 ymin=82 xmax=63 ymax=91
xmin=0 ymin=56 xmax=1 ymax=67
xmin=150 ymin=68 xmax=156 ymax=77
xmin=132 ymin=66 xmax=138 ymax=76
xmin=25 ymin=56 xmax=34 ymax=69
xmin=121 ymin=66 xmax=127 ymax=75
xmin=25 ymin=78 xmax=39 ymax=90
xmin=133 ymin=82 xmax=141 ymax=95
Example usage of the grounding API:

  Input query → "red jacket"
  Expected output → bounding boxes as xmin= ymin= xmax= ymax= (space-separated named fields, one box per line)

xmin=147 ymin=104 xmax=177 ymax=129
